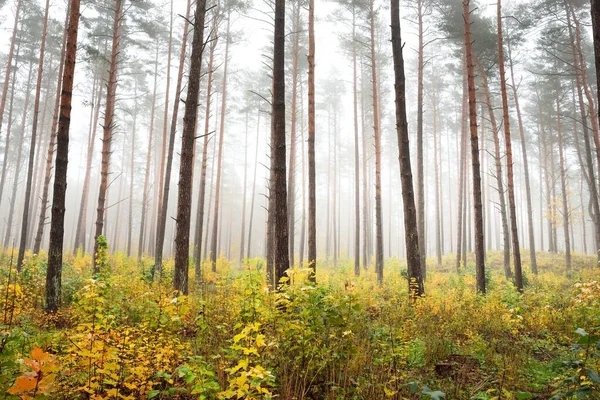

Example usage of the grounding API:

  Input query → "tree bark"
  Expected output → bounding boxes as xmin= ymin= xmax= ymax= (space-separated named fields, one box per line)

xmin=16 ymin=0 xmax=50 ymax=270
xmin=210 ymin=12 xmax=231 ymax=272
xmin=45 ymin=0 xmax=81 ymax=313
xmin=240 ymin=110 xmax=249 ymax=262
xmin=0 ymin=0 xmax=22 ymax=144
xmin=288 ymin=2 xmax=300 ymax=266
xmin=0 ymin=41 xmax=20 ymax=214
xmin=497 ymin=0 xmax=522 ymax=291
xmin=247 ymin=110 xmax=260 ymax=259
xmin=464 ymin=0 xmax=486 ymax=294
xmin=73 ymin=54 xmax=105 ymax=253
xmin=369 ymin=0 xmax=384 ymax=284
xmin=154 ymin=0 xmax=192 ymax=278
xmin=477 ymin=61 xmax=511 ymax=280
xmin=507 ymin=38 xmax=537 ymax=274
xmin=173 ymin=0 xmax=207 ymax=294
xmin=352 ymin=7 xmax=360 ymax=276
xmin=138 ymin=40 xmax=159 ymax=263
xmin=391 ymin=0 xmax=424 ymax=298
xmin=4 ymin=63 xmax=33 ymax=250
xmin=93 ymin=0 xmax=123 ymax=273
xmin=270 ymin=0 xmax=290 ymax=286
xmin=555 ymin=90 xmax=572 ymax=275
xmin=307 ymin=0 xmax=316 ymax=281
xmin=416 ymin=0 xmax=426 ymax=279
xmin=127 ymin=86 xmax=137 ymax=257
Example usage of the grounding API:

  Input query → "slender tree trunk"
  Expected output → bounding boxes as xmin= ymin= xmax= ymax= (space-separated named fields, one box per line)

xmin=203 ymin=132 xmax=217 ymax=261
xmin=138 ymin=40 xmax=159 ymax=263
xmin=333 ymin=106 xmax=338 ymax=267
xmin=369 ymin=0 xmax=384 ymax=283
xmin=391 ymin=0 xmax=424 ymax=298
xmin=352 ymin=9 xmax=360 ymax=276
xmin=433 ymin=79 xmax=442 ymax=268
xmin=288 ymin=3 xmax=300 ymax=266
xmin=193 ymin=13 xmax=216 ymax=274
xmin=17 ymin=0 xmax=49 ymax=268
xmin=157 ymin=0 xmax=173 ymax=235
xmin=478 ymin=61 xmax=511 ymax=279
xmin=307 ymin=0 xmax=316 ymax=280
xmin=93 ymin=0 xmax=122 ymax=272
xmin=173 ymin=0 xmax=207 ymax=294
xmin=0 ymin=42 xmax=19 ymax=213
xmin=28 ymin=52 xmax=54 ymax=250
xmin=210 ymin=13 xmax=231 ymax=272
xmin=73 ymin=60 xmax=105 ymax=253
xmin=269 ymin=0 xmax=290 ymax=286
xmin=556 ymin=91 xmax=572 ymax=275
xmin=0 ymin=0 xmax=21 ymax=143
xmin=5 ymin=63 xmax=33 ymax=250
xmin=247 ymin=110 xmax=260 ymax=259
xmin=299 ymin=98 xmax=306 ymax=265
xmin=416 ymin=0 xmax=426 ymax=279
xmin=361 ymin=59 xmax=369 ymax=268
xmin=240 ymin=111 xmax=249 ymax=262
xmin=507 ymin=38 xmax=537 ymax=274
xmin=45 ymin=0 xmax=81 ymax=313
xmin=456 ymin=72 xmax=467 ymax=272
xmin=154 ymin=0 xmax=192 ymax=277
xmin=32 ymin=7 xmax=71 ymax=254
xmin=127 ymin=89 xmax=137 ymax=257
xmin=465 ymin=0 xmax=486 ymax=294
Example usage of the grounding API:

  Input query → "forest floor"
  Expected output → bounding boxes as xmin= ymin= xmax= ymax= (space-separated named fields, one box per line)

xmin=0 ymin=248 xmax=599 ymax=399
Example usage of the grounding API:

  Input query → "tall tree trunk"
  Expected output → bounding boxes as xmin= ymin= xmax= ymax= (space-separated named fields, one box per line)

xmin=369 ymin=0 xmax=384 ymax=284
xmin=464 ymin=0 xmax=485 ymax=293
xmin=416 ymin=0 xmax=426 ymax=279
xmin=154 ymin=0 xmax=192 ymax=277
xmin=247 ymin=110 xmax=261 ymax=259
xmin=391 ymin=0 xmax=424 ymax=298
xmin=157 ymin=0 xmax=173 ymax=238
xmin=507 ymin=38 xmax=537 ymax=274
xmin=193 ymin=10 xmax=217 ymax=278
xmin=307 ymin=0 xmax=316 ymax=280
xmin=73 ymin=59 xmax=105 ymax=253
xmin=16 ymin=0 xmax=50 ymax=269
xmin=556 ymin=91 xmax=572 ymax=275
xmin=127 ymin=88 xmax=137 ymax=257
xmin=0 ymin=0 xmax=21 ymax=143
xmin=0 ymin=42 xmax=20 ymax=212
xmin=138 ymin=40 xmax=159 ymax=263
xmin=288 ymin=2 xmax=300 ymax=266
xmin=239 ymin=111 xmax=249 ymax=263
xmin=173 ymin=0 xmax=207 ymax=294
xmin=497 ymin=0 xmax=522 ymax=291
xmin=456 ymin=72 xmax=467 ymax=272
xmin=478 ymin=61 xmax=511 ymax=279
xmin=203 ymin=130 xmax=217 ymax=261
xmin=93 ymin=0 xmax=122 ymax=272
xmin=269 ymin=0 xmax=290 ymax=286
xmin=571 ymin=5 xmax=600 ymax=262
xmin=433 ymin=78 xmax=442 ymax=268
xmin=28 ymin=52 xmax=54 ymax=250
xmin=299 ymin=80 xmax=306 ymax=265
xmin=33 ymin=6 xmax=71 ymax=254
xmin=352 ymin=8 xmax=360 ymax=276
xmin=45 ymin=0 xmax=81 ymax=313
xmin=4 ymin=63 xmax=33 ymax=250
xmin=210 ymin=13 xmax=231 ymax=272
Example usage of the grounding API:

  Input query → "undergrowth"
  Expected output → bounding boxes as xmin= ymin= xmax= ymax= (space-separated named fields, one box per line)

xmin=0 ymin=246 xmax=598 ymax=399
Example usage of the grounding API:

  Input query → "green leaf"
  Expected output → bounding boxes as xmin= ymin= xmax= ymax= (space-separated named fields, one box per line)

xmin=586 ymin=368 xmax=600 ymax=384
xmin=422 ymin=385 xmax=445 ymax=400
xmin=148 ymin=390 xmax=160 ymax=399
xmin=515 ymin=392 xmax=533 ymax=400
